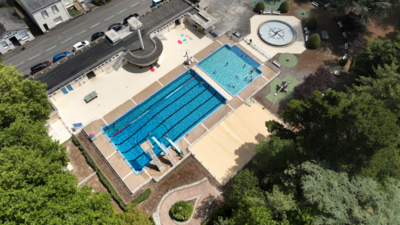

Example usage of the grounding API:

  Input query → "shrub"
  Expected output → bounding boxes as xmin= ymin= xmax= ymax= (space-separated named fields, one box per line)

xmin=132 ymin=188 xmax=152 ymax=204
xmin=306 ymin=33 xmax=321 ymax=49
xmin=68 ymin=8 xmax=81 ymax=17
xmin=339 ymin=55 xmax=349 ymax=66
xmin=305 ymin=17 xmax=317 ymax=30
xmin=93 ymin=0 xmax=101 ymax=6
xmin=255 ymin=2 xmax=265 ymax=13
xmin=279 ymin=1 xmax=290 ymax=13
xmin=171 ymin=201 xmax=194 ymax=221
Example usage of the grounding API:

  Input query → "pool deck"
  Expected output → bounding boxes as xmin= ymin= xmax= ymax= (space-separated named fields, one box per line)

xmin=77 ymin=28 xmax=280 ymax=194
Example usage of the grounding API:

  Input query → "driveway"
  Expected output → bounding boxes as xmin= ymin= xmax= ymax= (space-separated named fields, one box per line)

xmin=4 ymin=0 xmax=152 ymax=75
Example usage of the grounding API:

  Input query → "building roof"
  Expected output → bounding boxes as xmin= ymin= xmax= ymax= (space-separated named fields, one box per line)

xmin=0 ymin=8 xmax=28 ymax=37
xmin=19 ymin=0 xmax=59 ymax=13
xmin=37 ymin=0 xmax=194 ymax=92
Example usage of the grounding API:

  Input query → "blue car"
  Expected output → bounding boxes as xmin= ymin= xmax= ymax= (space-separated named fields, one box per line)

xmin=53 ymin=51 xmax=70 ymax=62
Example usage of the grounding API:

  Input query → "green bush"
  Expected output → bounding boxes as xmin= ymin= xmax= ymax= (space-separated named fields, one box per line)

xmin=68 ymin=8 xmax=81 ymax=17
xmin=72 ymin=134 xmax=127 ymax=211
xmin=279 ymin=1 xmax=290 ymax=13
xmin=339 ymin=56 xmax=349 ymax=66
xmin=93 ymin=0 xmax=101 ymax=6
xmin=255 ymin=2 xmax=265 ymax=13
xmin=132 ymin=188 xmax=152 ymax=204
xmin=306 ymin=33 xmax=321 ymax=49
xmin=305 ymin=17 xmax=317 ymax=30
xmin=171 ymin=201 xmax=194 ymax=221
xmin=149 ymin=216 xmax=156 ymax=225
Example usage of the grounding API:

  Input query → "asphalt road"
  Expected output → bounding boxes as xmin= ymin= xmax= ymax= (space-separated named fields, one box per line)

xmin=5 ymin=0 xmax=152 ymax=75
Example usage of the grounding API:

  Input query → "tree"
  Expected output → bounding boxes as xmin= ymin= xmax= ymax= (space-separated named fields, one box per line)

xmin=265 ymin=186 xmax=296 ymax=220
xmin=279 ymin=1 xmax=290 ymax=13
xmin=233 ymin=199 xmax=282 ymax=225
xmin=351 ymin=35 xmax=400 ymax=77
xmin=116 ymin=204 xmax=152 ymax=225
xmin=226 ymin=169 xmax=263 ymax=208
xmin=299 ymin=161 xmax=400 ymax=224
xmin=305 ymin=17 xmax=317 ymax=30
xmin=255 ymin=2 xmax=265 ymax=13
xmin=0 ymin=63 xmax=119 ymax=224
xmin=266 ymin=91 xmax=399 ymax=177
xmin=293 ymin=66 xmax=335 ymax=102
xmin=305 ymin=34 xmax=320 ymax=49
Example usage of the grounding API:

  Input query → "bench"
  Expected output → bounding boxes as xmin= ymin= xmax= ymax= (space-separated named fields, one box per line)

xmin=263 ymin=10 xmax=271 ymax=14
xmin=312 ymin=1 xmax=319 ymax=7
xmin=338 ymin=21 xmax=343 ymax=28
xmin=343 ymin=32 xmax=347 ymax=38
xmin=272 ymin=60 xmax=281 ymax=68
xmin=84 ymin=91 xmax=98 ymax=103
xmin=345 ymin=43 xmax=348 ymax=49
xmin=272 ymin=10 xmax=280 ymax=15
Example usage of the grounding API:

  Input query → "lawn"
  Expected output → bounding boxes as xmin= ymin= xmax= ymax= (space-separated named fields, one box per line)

xmin=266 ymin=75 xmax=300 ymax=104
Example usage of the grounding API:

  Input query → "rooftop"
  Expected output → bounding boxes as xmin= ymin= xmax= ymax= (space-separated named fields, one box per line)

xmin=37 ymin=0 xmax=194 ymax=92
xmin=0 ymin=8 xmax=28 ymax=37
xmin=19 ymin=0 xmax=59 ymax=13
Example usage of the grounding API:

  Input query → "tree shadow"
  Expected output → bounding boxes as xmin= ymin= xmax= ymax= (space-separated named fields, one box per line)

xmin=193 ymin=194 xmax=215 ymax=220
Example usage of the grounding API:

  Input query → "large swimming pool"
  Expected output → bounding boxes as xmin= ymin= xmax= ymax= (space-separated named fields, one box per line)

xmin=102 ymin=69 xmax=225 ymax=174
xmin=197 ymin=44 xmax=263 ymax=96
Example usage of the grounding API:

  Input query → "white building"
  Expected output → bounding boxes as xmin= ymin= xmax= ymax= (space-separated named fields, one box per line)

xmin=19 ymin=0 xmax=71 ymax=33
xmin=0 ymin=8 xmax=35 ymax=54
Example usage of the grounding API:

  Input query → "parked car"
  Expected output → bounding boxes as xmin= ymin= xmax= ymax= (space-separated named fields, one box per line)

xmin=72 ymin=41 xmax=89 ymax=52
xmin=53 ymin=51 xmax=70 ymax=63
xmin=30 ymin=61 xmax=51 ymax=75
xmin=108 ymin=23 xmax=123 ymax=31
xmin=91 ymin=32 xmax=105 ymax=41
xmin=123 ymin=14 xmax=139 ymax=25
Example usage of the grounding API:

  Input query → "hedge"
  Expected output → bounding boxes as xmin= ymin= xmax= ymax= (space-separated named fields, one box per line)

xmin=279 ymin=1 xmax=290 ymax=13
xmin=132 ymin=188 xmax=152 ymax=204
xmin=255 ymin=2 xmax=265 ymax=13
xmin=306 ymin=33 xmax=321 ymax=49
xmin=171 ymin=201 xmax=194 ymax=221
xmin=71 ymin=134 xmax=127 ymax=211
xmin=305 ymin=17 xmax=317 ymax=30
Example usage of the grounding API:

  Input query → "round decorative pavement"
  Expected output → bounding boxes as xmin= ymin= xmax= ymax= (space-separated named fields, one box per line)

xmin=259 ymin=20 xmax=296 ymax=46
xmin=296 ymin=9 xmax=310 ymax=19
xmin=278 ymin=53 xmax=298 ymax=67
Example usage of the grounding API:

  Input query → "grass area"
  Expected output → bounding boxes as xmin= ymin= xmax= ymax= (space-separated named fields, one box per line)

xmin=278 ymin=53 xmax=298 ymax=67
xmin=296 ymin=9 xmax=310 ymax=19
xmin=265 ymin=75 xmax=300 ymax=103
xmin=327 ymin=65 xmax=349 ymax=84
xmin=248 ymin=0 xmax=284 ymax=10
xmin=68 ymin=8 xmax=81 ymax=17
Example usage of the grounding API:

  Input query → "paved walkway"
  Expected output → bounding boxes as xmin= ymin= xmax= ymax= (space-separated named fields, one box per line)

xmin=158 ymin=179 xmax=220 ymax=225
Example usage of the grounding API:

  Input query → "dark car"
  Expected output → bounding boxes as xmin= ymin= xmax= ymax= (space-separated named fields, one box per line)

xmin=53 ymin=51 xmax=70 ymax=63
xmin=91 ymin=32 xmax=105 ymax=41
xmin=108 ymin=23 xmax=123 ymax=31
xmin=30 ymin=61 xmax=51 ymax=75
xmin=123 ymin=14 xmax=139 ymax=25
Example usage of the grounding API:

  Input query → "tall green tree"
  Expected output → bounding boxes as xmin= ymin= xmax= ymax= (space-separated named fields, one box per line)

xmin=266 ymin=91 xmax=399 ymax=178
xmin=0 ymin=63 xmax=118 ymax=224
xmin=115 ymin=204 xmax=152 ymax=225
xmin=351 ymin=35 xmax=400 ymax=77
xmin=299 ymin=161 xmax=400 ymax=224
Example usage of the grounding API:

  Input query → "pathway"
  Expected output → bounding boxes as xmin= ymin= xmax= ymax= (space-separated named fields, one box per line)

xmin=155 ymin=178 xmax=220 ymax=225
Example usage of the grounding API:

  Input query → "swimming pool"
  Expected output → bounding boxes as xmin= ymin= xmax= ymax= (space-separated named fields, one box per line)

xmin=197 ymin=44 xmax=263 ymax=96
xmin=102 ymin=69 xmax=225 ymax=174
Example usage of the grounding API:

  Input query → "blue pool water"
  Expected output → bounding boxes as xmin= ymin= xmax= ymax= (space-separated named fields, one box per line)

xmin=197 ymin=45 xmax=263 ymax=96
xmin=102 ymin=69 xmax=225 ymax=173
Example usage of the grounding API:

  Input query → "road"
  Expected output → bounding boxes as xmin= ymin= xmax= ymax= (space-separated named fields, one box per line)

xmin=5 ymin=0 xmax=152 ymax=75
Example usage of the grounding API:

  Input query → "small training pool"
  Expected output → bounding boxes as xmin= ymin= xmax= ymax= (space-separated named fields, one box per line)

xmin=101 ymin=69 xmax=225 ymax=174
xmin=197 ymin=44 xmax=263 ymax=96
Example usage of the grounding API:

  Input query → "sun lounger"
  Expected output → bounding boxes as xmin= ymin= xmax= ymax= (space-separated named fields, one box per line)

xmin=84 ymin=91 xmax=98 ymax=103
xmin=233 ymin=30 xmax=240 ymax=37
xmin=305 ymin=34 xmax=309 ymax=41
xmin=312 ymin=1 xmax=319 ymax=7
xmin=263 ymin=10 xmax=271 ymax=15
xmin=272 ymin=60 xmax=281 ymax=68
xmin=338 ymin=21 xmax=343 ymax=28
xmin=304 ymin=27 xmax=309 ymax=34
xmin=345 ymin=43 xmax=348 ymax=49
xmin=272 ymin=11 xmax=280 ymax=15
